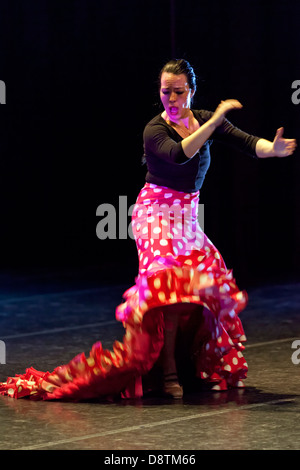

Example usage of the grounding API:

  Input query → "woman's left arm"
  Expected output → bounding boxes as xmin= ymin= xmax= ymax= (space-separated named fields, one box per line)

xmin=255 ymin=127 xmax=297 ymax=158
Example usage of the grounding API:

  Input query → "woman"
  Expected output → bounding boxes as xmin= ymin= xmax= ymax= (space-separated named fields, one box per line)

xmin=0 ymin=59 xmax=296 ymax=401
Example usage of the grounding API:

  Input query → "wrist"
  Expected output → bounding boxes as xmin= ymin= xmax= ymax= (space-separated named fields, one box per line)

xmin=207 ymin=118 xmax=217 ymax=132
xmin=255 ymin=138 xmax=276 ymax=158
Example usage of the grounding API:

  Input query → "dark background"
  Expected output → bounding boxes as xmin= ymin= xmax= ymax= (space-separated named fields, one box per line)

xmin=0 ymin=0 xmax=299 ymax=289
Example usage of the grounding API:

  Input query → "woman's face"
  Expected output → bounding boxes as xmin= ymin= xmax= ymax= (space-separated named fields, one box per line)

xmin=160 ymin=72 xmax=194 ymax=121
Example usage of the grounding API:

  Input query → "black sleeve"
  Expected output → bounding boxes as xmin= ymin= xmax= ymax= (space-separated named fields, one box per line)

xmin=197 ymin=110 xmax=260 ymax=158
xmin=143 ymin=122 xmax=190 ymax=164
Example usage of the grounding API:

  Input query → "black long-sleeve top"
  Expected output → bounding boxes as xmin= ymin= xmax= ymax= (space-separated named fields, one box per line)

xmin=143 ymin=109 xmax=260 ymax=192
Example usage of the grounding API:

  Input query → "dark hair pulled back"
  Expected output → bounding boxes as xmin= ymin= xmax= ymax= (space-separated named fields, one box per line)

xmin=158 ymin=58 xmax=197 ymax=92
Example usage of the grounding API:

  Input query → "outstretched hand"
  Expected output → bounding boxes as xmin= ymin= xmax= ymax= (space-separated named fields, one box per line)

xmin=212 ymin=99 xmax=243 ymax=128
xmin=273 ymin=127 xmax=297 ymax=157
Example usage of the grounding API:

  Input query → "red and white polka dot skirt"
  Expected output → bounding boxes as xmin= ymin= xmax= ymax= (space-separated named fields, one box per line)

xmin=116 ymin=183 xmax=249 ymax=391
xmin=0 ymin=183 xmax=248 ymax=400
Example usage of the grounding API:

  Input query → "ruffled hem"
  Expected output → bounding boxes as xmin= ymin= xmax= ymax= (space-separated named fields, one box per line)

xmin=115 ymin=248 xmax=248 ymax=389
xmin=0 ymin=309 xmax=165 ymax=401
xmin=0 ymin=248 xmax=248 ymax=400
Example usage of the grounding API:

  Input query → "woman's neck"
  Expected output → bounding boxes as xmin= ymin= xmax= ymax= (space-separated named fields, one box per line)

xmin=162 ymin=109 xmax=192 ymax=128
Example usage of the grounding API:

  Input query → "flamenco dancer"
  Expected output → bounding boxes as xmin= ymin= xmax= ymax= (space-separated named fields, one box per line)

xmin=0 ymin=59 xmax=296 ymax=400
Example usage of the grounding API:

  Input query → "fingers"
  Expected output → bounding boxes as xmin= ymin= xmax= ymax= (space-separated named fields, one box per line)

xmin=219 ymin=99 xmax=243 ymax=110
xmin=287 ymin=139 xmax=297 ymax=154
xmin=227 ymin=99 xmax=243 ymax=109
xmin=274 ymin=127 xmax=297 ymax=155
xmin=275 ymin=127 xmax=284 ymax=139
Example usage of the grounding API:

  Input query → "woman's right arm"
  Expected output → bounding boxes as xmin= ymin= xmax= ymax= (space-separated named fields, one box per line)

xmin=181 ymin=99 xmax=243 ymax=158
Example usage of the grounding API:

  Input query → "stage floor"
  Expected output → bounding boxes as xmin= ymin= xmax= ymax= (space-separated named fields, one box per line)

xmin=0 ymin=269 xmax=299 ymax=450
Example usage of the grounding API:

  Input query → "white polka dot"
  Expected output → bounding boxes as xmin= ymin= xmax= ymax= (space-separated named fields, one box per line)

xmin=164 ymin=193 xmax=173 ymax=199
xmin=144 ymin=289 xmax=152 ymax=299
xmin=154 ymin=278 xmax=161 ymax=289
xmin=140 ymin=300 xmax=148 ymax=311
xmin=158 ymin=291 xmax=166 ymax=302
xmin=232 ymin=357 xmax=238 ymax=365
xmin=143 ymin=257 xmax=148 ymax=266
xmin=160 ymin=239 xmax=168 ymax=246
xmin=184 ymin=259 xmax=193 ymax=265
xmin=154 ymin=249 xmax=161 ymax=256
xmin=153 ymin=226 xmax=161 ymax=234
xmin=212 ymin=384 xmax=221 ymax=391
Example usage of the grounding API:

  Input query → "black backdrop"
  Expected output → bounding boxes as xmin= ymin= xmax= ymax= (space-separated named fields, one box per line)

xmin=0 ymin=0 xmax=299 ymax=288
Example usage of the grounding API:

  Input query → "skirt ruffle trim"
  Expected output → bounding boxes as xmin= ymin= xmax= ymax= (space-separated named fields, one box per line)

xmin=0 ymin=311 xmax=165 ymax=401
xmin=115 ymin=251 xmax=248 ymax=389
xmin=0 ymin=251 xmax=248 ymax=400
